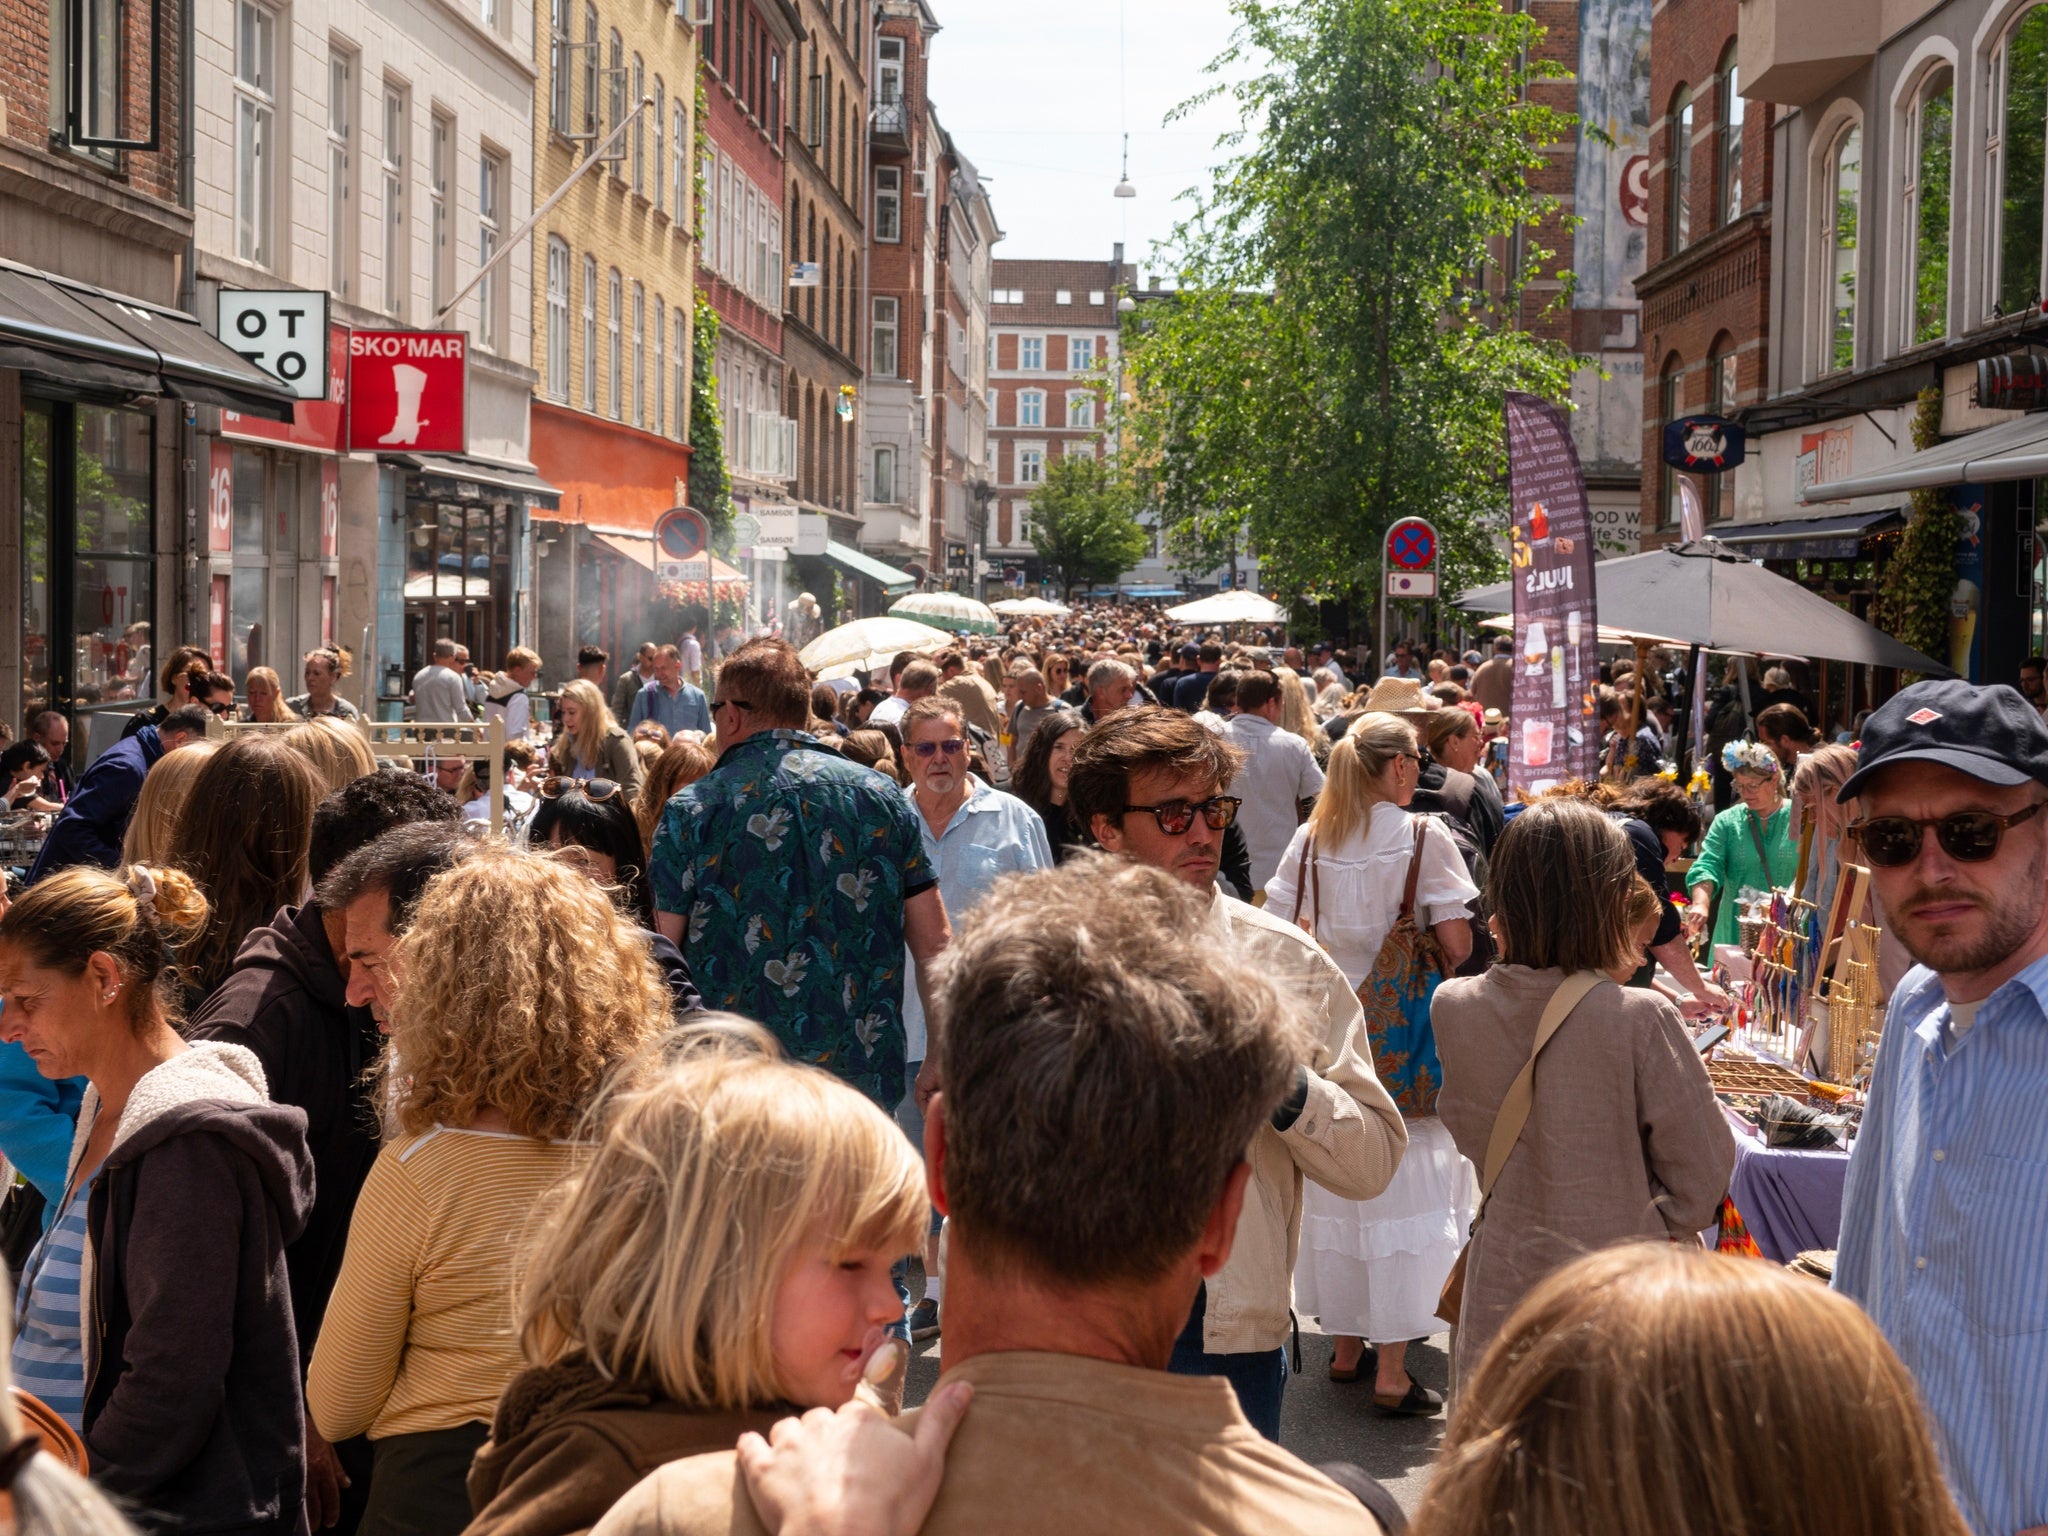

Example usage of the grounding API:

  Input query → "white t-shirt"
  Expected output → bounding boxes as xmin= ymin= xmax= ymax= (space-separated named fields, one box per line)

xmin=869 ymin=694 xmax=911 ymax=728
xmin=679 ymin=634 xmax=704 ymax=678
xmin=1223 ymin=714 xmax=1327 ymax=891
xmin=1263 ymin=808 xmax=1478 ymax=988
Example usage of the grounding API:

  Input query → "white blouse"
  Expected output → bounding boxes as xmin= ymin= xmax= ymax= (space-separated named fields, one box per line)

xmin=1263 ymin=808 xmax=1479 ymax=989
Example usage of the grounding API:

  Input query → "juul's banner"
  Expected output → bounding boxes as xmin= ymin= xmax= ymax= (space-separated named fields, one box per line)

xmin=1505 ymin=391 xmax=1601 ymax=791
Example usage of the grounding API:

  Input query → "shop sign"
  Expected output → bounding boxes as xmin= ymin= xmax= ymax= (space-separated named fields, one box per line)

xmin=320 ymin=460 xmax=340 ymax=558
xmin=347 ymin=330 xmax=467 ymax=452
xmin=750 ymin=505 xmax=801 ymax=547
xmin=1976 ymin=350 xmax=2048 ymax=413
xmin=1505 ymin=391 xmax=1601 ymax=792
xmin=1661 ymin=414 xmax=1746 ymax=474
xmin=217 ymin=290 xmax=332 ymax=399
xmin=208 ymin=441 xmax=234 ymax=554
xmin=223 ymin=322 xmax=350 ymax=452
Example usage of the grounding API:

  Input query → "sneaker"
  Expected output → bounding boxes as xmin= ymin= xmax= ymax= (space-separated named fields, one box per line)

xmin=909 ymin=1298 xmax=941 ymax=1341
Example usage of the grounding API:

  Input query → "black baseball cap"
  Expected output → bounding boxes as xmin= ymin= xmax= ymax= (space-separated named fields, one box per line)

xmin=1309 ymin=641 xmax=1334 ymax=654
xmin=1177 ymin=642 xmax=1201 ymax=660
xmin=1838 ymin=680 xmax=2048 ymax=801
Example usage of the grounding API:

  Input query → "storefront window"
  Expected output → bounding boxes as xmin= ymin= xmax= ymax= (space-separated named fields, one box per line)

xmin=21 ymin=406 xmax=52 ymax=725
xmin=403 ymin=495 xmax=518 ymax=675
xmin=231 ymin=446 xmax=270 ymax=679
xmin=74 ymin=406 xmax=152 ymax=712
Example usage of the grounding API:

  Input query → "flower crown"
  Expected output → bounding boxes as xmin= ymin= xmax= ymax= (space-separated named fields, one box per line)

xmin=1722 ymin=739 xmax=1781 ymax=777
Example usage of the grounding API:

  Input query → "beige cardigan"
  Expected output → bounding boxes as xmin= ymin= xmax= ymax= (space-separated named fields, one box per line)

xmin=1433 ymin=967 xmax=1732 ymax=1380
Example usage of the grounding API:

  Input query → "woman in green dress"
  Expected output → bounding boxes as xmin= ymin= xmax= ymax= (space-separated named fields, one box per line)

xmin=1685 ymin=740 xmax=1799 ymax=953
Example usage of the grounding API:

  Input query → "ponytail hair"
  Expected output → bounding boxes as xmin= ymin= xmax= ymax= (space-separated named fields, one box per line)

xmin=1307 ymin=712 xmax=1416 ymax=848
xmin=0 ymin=864 xmax=210 ymax=1026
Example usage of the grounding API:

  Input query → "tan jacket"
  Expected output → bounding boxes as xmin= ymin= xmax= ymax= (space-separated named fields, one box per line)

xmin=937 ymin=674 xmax=1004 ymax=740
xmin=1202 ymin=893 xmax=1406 ymax=1354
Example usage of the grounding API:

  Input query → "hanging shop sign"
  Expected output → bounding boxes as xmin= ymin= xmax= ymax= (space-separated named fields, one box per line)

xmin=1661 ymin=414 xmax=1747 ymax=474
xmin=347 ymin=329 xmax=468 ymax=453
xmin=1976 ymin=350 xmax=2048 ymax=413
xmin=1505 ymin=391 xmax=1601 ymax=792
xmin=217 ymin=290 xmax=332 ymax=399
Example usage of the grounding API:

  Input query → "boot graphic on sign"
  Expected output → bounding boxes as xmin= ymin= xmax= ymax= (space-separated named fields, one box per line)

xmin=378 ymin=363 xmax=430 ymax=445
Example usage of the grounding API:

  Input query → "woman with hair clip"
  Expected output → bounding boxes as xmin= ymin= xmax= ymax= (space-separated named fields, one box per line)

xmin=466 ymin=1048 xmax=935 ymax=1536
xmin=0 ymin=864 xmax=313 ymax=1532
xmin=289 ymin=647 xmax=363 ymax=722
xmin=548 ymin=680 xmax=643 ymax=799
xmin=1263 ymin=712 xmax=1478 ymax=1416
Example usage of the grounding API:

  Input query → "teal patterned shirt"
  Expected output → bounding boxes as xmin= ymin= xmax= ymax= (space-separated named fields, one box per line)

xmin=649 ymin=730 xmax=935 ymax=1106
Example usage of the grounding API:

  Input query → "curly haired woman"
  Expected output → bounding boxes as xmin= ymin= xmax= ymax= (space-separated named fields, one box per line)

xmin=306 ymin=843 xmax=670 ymax=1536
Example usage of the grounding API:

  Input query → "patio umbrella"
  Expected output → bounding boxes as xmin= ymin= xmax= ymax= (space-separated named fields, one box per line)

xmin=1166 ymin=590 xmax=1286 ymax=625
xmin=1454 ymin=539 xmax=1952 ymax=675
xmin=989 ymin=596 xmax=1071 ymax=617
xmin=799 ymin=616 xmax=954 ymax=682
xmin=889 ymin=591 xmax=998 ymax=634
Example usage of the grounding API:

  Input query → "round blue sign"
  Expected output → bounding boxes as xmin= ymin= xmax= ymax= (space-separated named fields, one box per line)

xmin=1387 ymin=519 xmax=1436 ymax=570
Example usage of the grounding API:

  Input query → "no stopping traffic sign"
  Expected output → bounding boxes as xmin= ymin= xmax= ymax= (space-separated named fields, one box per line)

xmin=1386 ymin=518 xmax=1437 ymax=571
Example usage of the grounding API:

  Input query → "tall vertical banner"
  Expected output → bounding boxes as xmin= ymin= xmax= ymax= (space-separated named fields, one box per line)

xmin=1506 ymin=392 xmax=1601 ymax=792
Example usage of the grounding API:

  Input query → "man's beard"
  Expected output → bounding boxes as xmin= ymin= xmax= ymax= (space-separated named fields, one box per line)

xmin=1891 ymin=844 xmax=2048 ymax=975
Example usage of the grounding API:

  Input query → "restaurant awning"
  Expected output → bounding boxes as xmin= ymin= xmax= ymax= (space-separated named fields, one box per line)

xmin=592 ymin=532 xmax=747 ymax=586
xmin=1800 ymin=412 xmax=2048 ymax=502
xmin=1707 ymin=507 xmax=1906 ymax=559
xmin=0 ymin=258 xmax=298 ymax=420
xmin=823 ymin=539 xmax=917 ymax=593
xmin=395 ymin=453 xmax=561 ymax=509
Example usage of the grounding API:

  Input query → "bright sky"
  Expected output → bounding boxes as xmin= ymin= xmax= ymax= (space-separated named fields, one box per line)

xmin=926 ymin=0 xmax=1249 ymax=272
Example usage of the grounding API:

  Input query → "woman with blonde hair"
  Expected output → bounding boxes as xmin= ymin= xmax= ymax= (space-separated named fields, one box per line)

xmin=1274 ymin=667 xmax=1329 ymax=765
xmin=1263 ymin=713 xmax=1478 ymax=1414
xmin=118 ymin=739 xmax=220 ymax=866
xmin=307 ymin=843 xmax=670 ymax=1536
xmin=634 ymin=738 xmax=717 ymax=856
xmin=288 ymin=646 xmax=362 ymax=722
xmin=548 ymin=679 xmax=642 ymax=798
xmin=241 ymin=665 xmax=295 ymax=723
xmin=1413 ymin=1243 xmax=1970 ymax=1536
xmin=282 ymin=716 xmax=376 ymax=796
xmin=466 ymin=1050 xmax=928 ymax=1536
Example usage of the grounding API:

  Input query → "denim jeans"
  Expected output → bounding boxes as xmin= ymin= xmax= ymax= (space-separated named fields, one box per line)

xmin=1167 ymin=1282 xmax=1287 ymax=1441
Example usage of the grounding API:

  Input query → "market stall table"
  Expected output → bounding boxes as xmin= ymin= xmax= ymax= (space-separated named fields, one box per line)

xmin=1722 ymin=1103 xmax=1850 ymax=1264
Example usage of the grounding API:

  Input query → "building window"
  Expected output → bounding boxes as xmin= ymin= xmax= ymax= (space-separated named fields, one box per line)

xmin=673 ymin=104 xmax=690 ymax=225
xmin=1658 ymin=357 xmax=1684 ymax=528
xmin=481 ymin=0 xmax=502 ymax=34
xmin=631 ymin=55 xmax=646 ymax=194
xmin=1904 ymin=68 xmax=1954 ymax=348
xmin=1089 ymin=290 xmax=1105 ymax=304
xmin=1716 ymin=52 xmax=1743 ymax=224
xmin=1668 ymin=85 xmax=1693 ymax=256
xmin=673 ymin=309 xmax=689 ymax=442
xmin=546 ymin=238 xmax=571 ymax=400
xmin=1067 ymin=391 xmax=1095 ymax=429
xmin=607 ymin=30 xmax=624 ymax=176
xmin=874 ymin=166 xmax=901 ymax=242
xmin=548 ymin=0 xmax=572 ymax=133
xmin=767 ymin=213 xmax=782 ymax=318
xmin=234 ymin=1 xmax=278 ymax=266
xmin=653 ymin=296 xmax=666 ymax=435
xmin=582 ymin=254 xmax=598 ymax=410
xmin=607 ymin=268 xmax=623 ymax=418
xmin=478 ymin=149 xmax=505 ymax=350
xmin=1994 ymin=9 xmax=2048 ymax=316
xmin=876 ymin=35 xmax=903 ymax=105
xmin=652 ymin=78 xmax=665 ymax=213
xmin=430 ymin=113 xmax=454 ymax=315
xmin=1821 ymin=123 xmax=1862 ymax=374
xmin=1069 ymin=336 xmax=1094 ymax=371
xmin=381 ymin=85 xmax=408 ymax=317
xmin=718 ymin=159 xmax=734 ymax=277
xmin=1019 ymin=335 xmax=1044 ymax=370
xmin=1019 ymin=446 xmax=1044 ymax=485
xmin=1018 ymin=389 xmax=1043 ymax=427
xmin=1055 ymin=289 xmax=1071 ymax=304
xmin=328 ymin=50 xmax=356 ymax=299
xmin=582 ymin=4 xmax=599 ymax=136
xmin=632 ymin=282 xmax=646 ymax=427
xmin=873 ymin=444 xmax=895 ymax=502
xmin=871 ymin=297 xmax=898 ymax=376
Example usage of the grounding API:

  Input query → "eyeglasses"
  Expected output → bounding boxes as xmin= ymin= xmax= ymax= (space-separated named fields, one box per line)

xmin=1121 ymin=795 xmax=1241 ymax=836
xmin=540 ymin=776 xmax=623 ymax=803
xmin=1847 ymin=803 xmax=2045 ymax=867
xmin=910 ymin=738 xmax=965 ymax=759
xmin=714 ymin=698 xmax=755 ymax=714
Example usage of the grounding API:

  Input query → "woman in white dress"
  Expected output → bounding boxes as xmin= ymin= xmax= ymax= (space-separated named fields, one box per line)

xmin=1264 ymin=711 xmax=1479 ymax=1416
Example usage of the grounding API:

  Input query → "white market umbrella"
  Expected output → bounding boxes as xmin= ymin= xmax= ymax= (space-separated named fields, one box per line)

xmin=799 ymin=616 xmax=954 ymax=682
xmin=889 ymin=591 xmax=999 ymax=634
xmin=1166 ymin=590 xmax=1286 ymax=626
xmin=989 ymin=596 xmax=1072 ymax=617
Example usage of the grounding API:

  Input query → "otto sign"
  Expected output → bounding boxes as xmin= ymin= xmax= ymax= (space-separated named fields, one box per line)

xmin=218 ymin=290 xmax=332 ymax=400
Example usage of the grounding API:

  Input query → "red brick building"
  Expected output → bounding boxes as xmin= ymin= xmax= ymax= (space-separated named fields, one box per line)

xmin=1636 ymin=0 xmax=1774 ymax=543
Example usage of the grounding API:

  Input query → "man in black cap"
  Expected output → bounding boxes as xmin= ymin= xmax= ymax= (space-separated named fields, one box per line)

xmin=1831 ymin=679 xmax=2048 ymax=1536
xmin=1307 ymin=641 xmax=1347 ymax=691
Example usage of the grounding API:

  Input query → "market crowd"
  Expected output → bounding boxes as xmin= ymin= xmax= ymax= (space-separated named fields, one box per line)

xmin=0 ymin=600 xmax=2034 ymax=1536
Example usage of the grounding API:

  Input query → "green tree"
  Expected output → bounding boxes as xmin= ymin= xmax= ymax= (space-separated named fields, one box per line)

xmin=1029 ymin=453 xmax=1149 ymax=600
xmin=1121 ymin=0 xmax=1579 ymax=615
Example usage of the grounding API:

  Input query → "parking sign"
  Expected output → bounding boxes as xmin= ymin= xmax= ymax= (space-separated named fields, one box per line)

xmin=217 ymin=290 xmax=332 ymax=400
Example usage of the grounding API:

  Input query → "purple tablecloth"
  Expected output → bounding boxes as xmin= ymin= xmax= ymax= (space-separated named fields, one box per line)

xmin=1722 ymin=1106 xmax=1850 ymax=1264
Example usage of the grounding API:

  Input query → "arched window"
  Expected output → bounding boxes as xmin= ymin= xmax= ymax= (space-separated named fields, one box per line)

xmin=1821 ymin=123 xmax=1862 ymax=374
xmin=1659 ymin=354 xmax=1685 ymax=530
xmin=1668 ymin=86 xmax=1694 ymax=256
xmin=1903 ymin=67 xmax=1954 ymax=346
xmin=1716 ymin=47 xmax=1744 ymax=224
xmin=1992 ymin=9 xmax=2048 ymax=317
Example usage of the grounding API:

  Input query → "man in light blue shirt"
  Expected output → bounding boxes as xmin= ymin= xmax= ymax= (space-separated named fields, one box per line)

xmin=1832 ymin=680 xmax=2048 ymax=1536
xmin=896 ymin=692 xmax=1052 ymax=1339
xmin=629 ymin=644 xmax=711 ymax=736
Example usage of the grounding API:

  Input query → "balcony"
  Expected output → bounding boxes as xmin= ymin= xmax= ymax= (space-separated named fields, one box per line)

xmin=870 ymin=99 xmax=909 ymax=152
xmin=1737 ymin=0 xmax=1899 ymax=104
xmin=737 ymin=411 xmax=798 ymax=484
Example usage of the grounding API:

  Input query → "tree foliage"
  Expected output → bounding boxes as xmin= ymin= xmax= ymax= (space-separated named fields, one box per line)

xmin=689 ymin=293 xmax=733 ymax=533
xmin=1029 ymin=453 xmax=1150 ymax=599
xmin=1120 ymin=0 xmax=1580 ymax=608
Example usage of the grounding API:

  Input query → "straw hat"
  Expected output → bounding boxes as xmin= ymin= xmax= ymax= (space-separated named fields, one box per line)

xmin=1360 ymin=677 xmax=1438 ymax=718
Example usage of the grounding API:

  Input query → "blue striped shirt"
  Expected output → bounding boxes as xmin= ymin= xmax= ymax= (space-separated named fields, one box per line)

xmin=1834 ymin=953 xmax=2048 ymax=1536
xmin=12 ymin=1173 xmax=95 ymax=1430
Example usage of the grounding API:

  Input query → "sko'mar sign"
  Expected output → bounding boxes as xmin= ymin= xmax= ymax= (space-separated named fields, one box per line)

xmin=218 ymin=290 xmax=332 ymax=400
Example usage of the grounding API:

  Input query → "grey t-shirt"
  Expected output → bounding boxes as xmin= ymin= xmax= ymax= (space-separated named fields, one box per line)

xmin=412 ymin=664 xmax=473 ymax=723
xmin=1011 ymin=700 xmax=1071 ymax=757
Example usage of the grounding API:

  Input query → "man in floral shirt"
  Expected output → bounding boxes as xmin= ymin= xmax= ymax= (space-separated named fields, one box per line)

xmin=651 ymin=638 xmax=952 ymax=1108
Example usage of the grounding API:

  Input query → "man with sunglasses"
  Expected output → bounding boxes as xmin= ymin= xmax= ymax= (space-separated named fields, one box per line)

xmin=1067 ymin=708 xmax=1404 ymax=1440
xmin=1833 ymin=680 xmax=2048 ymax=1536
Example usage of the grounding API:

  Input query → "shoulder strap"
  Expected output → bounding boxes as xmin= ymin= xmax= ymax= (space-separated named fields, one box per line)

xmin=1477 ymin=971 xmax=1604 ymax=1201
xmin=1399 ymin=815 xmax=1428 ymax=918
xmin=1290 ymin=833 xmax=1319 ymax=928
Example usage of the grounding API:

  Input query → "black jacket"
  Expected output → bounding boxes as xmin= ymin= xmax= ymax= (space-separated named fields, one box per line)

xmin=188 ymin=902 xmax=380 ymax=1360
xmin=643 ymin=929 xmax=707 ymax=1014
xmin=84 ymin=1045 xmax=315 ymax=1536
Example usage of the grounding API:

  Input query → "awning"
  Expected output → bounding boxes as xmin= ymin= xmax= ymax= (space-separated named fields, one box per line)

xmin=0 ymin=258 xmax=297 ymax=419
xmin=1801 ymin=412 xmax=2048 ymax=502
xmin=824 ymin=539 xmax=917 ymax=593
xmin=396 ymin=453 xmax=561 ymax=509
xmin=1708 ymin=507 xmax=1906 ymax=559
xmin=592 ymin=532 xmax=747 ymax=585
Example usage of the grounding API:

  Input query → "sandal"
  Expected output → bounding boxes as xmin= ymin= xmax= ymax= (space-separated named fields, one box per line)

xmin=1373 ymin=1379 xmax=1444 ymax=1417
xmin=1328 ymin=1345 xmax=1378 ymax=1383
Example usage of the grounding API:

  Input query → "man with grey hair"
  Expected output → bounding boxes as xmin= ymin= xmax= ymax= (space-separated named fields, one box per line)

xmin=605 ymin=855 xmax=1388 ymax=1534
xmin=411 ymin=638 xmax=471 ymax=724
xmin=869 ymin=658 xmax=941 ymax=730
xmin=1081 ymin=656 xmax=1137 ymax=724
